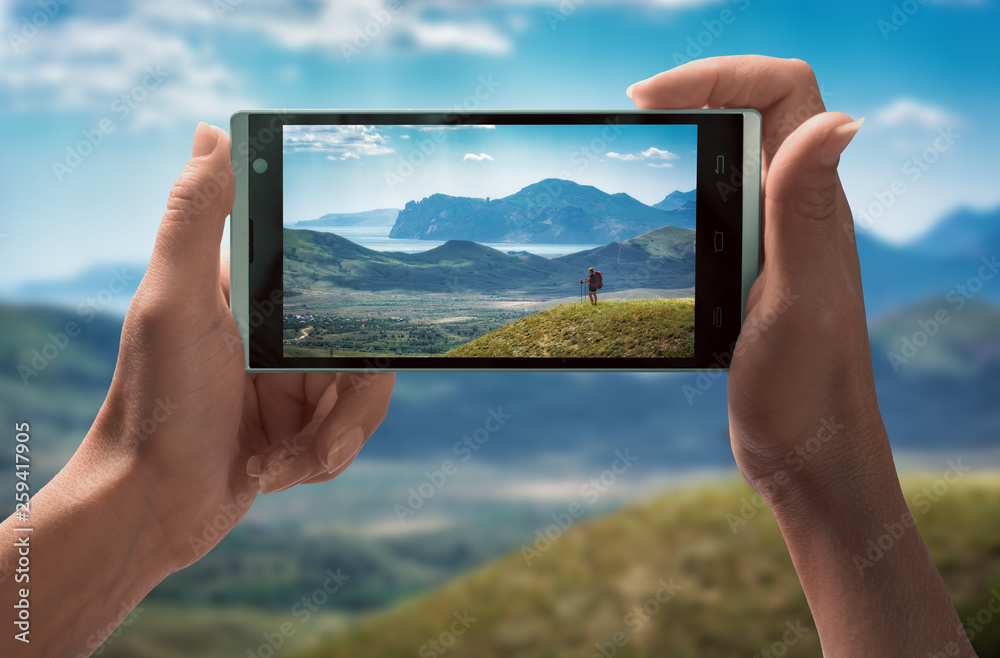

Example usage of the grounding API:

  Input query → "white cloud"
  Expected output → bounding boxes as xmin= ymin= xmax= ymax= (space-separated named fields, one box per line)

xmin=0 ymin=0 xmax=724 ymax=126
xmin=415 ymin=125 xmax=497 ymax=131
xmin=285 ymin=125 xmax=395 ymax=158
xmin=872 ymin=98 xmax=957 ymax=129
xmin=648 ymin=163 xmax=674 ymax=168
xmin=409 ymin=20 xmax=512 ymax=55
xmin=487 ymin=0 xmax=721 ymax=7
xmin=464 ymin=153 xmax=495 ymax=162
xmin=640 ymin=147 xmax=680 ymax=160
xmin=0 ymin=1 xmax=248 ymax=127
xmin=608 ymin=147 xmax=681 ymax=163
xmin=215 ymin=0 xmax=514 ymax=57
xmin=865 ymin=97 xmax=964 ymax=154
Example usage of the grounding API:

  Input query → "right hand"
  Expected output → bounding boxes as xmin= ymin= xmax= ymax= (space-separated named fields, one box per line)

xmin=629 ymin=57 xmax=883 ymax=501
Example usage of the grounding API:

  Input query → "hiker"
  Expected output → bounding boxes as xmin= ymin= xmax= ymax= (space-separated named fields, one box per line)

xmin=581 ymin=267 xmax=601 ymax=305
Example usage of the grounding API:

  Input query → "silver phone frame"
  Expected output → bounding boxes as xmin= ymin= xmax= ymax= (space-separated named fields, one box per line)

xmin=230 ymin=109 xmax=761 ymax=373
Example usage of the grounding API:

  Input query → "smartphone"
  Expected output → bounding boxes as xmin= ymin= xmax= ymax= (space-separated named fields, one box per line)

xmin=230 ymin=110 xmax=761 ymax=372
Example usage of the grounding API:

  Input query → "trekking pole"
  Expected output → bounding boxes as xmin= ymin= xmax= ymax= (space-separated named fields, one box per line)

xmin=580 ymin=280 xmax=583 ymax=304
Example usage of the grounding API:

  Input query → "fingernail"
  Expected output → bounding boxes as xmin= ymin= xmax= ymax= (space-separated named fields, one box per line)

xmin=625 ymin=83 xmax=635 ymax=99
xmin=819 ymin=117 xmax=864 ymax=167
xmin=192 ymin=122 xmax=221 ymax=158
xmin=246 ymin=454 xmax=263 ymax=477
xmin=325 ymin=426 xmax=368 ymax=473
xmin=259 ymin=447 xmax=316 ymax=494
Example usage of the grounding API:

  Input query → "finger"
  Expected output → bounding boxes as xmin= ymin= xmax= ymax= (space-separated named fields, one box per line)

xmin=293 ymin=372 xmax=397 ymax=487
xmin=247 ymin=426 xmax=328 ymax=495
xmin=293 ymin=434 xmax=367 ymax=487
xmin=144 ymin=123 xmax=234 ymax=304
xmin=247 ymin=373 xmax=394 ymax=493
xmin=252 ymin=373 xmax=331 ymax=451
xmin=245 ymin=374 xmax=344 ymax=493
xmin=314 ymin=372 xmax=396 ymax=472
xmin=628 ymin=56 xmax=825 ymax=160
xmin=762 ymin=112 xmax=863 ymax=288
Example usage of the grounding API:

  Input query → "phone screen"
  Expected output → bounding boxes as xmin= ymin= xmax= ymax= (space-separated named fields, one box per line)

xmin=281 ymin=122 xmax=697 ymax=361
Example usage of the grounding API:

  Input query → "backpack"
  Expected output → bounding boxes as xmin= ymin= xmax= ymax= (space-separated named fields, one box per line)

xmin=594 ymin=271 xmax=603 ymax=289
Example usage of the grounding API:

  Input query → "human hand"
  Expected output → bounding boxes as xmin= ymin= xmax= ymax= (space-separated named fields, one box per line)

xmin=629 ymin=56 xmax=880 ymax=501
xmin=86 ymin=123 xmax=395 ymax=572
xmin=630 ymin=56 xmax=978 ymax=658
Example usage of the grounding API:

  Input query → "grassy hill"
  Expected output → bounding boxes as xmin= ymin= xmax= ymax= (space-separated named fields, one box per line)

xmin=445 ymin=298 xmax=695 ymax=358
xmin=95 ymin=603 xmax=352 ymax=658
xmin=283 ymin=225 xmax=694 ymax=296
xmin=86 ymin=475 xmax=1000 ymax=657
xmin=297 ymin=475 xmax=1000 ymax=658
xmin=0 ymin=304 xmax=122 ymax=486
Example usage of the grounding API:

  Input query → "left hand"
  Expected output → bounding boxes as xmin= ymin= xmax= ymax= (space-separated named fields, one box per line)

xmin=86 ymin=123 xmax=395 ymax=572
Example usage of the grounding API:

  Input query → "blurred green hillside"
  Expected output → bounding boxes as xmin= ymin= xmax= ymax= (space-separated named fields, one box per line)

xmin=98 ymin=475 xmax=1000 ymax=657
xmin=302 ymin=474 xmax=1000 ymax=657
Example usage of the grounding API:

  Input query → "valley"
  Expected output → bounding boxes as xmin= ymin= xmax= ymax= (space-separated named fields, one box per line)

xmin=282 ymin=223 xmax=696 ymax=357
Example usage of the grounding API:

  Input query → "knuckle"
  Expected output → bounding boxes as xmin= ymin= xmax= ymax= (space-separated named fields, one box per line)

xmin=788 ymin=180 xmax=839 ymax=223
xmin=166 ymin=165 xmax=203 ymax=206
xmin=785 ymin=57 xmax=816 ymax=82
xmin=123 ymin=295 xmax=176 ymax=346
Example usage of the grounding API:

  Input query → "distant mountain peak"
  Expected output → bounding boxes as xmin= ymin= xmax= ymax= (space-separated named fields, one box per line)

xmin=907 ymin=205 xmax=1000 ymax=258
xmin=422 ymin=239 xmax=499 ymax=258
xmin=653 ymin=189 xmax=696 ymax=211
xmin=523 ymin=177 xmax=585 ymax=188
xmin=294 ymin=208 xmax=400 ymax=228
xmin=389 ymin=178 xmax=695 ymax=244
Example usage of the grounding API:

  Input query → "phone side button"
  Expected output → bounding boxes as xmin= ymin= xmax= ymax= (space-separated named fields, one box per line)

xmin=248 ymin=217 xmax=254 ymax=265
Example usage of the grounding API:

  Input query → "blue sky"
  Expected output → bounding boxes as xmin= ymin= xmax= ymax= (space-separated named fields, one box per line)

xmin=1 ymin=0 xmax=998 ymax=286
xmin=283 ymin=123 xmax=697 ymax=220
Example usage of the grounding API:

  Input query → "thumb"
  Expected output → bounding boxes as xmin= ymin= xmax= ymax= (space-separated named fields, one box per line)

xmin=145 ymin=122 xmax=234 ymax=300
xmin=763 ymin=112 xmax=863 ymax=284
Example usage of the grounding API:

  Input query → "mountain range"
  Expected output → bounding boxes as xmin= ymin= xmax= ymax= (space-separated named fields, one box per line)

xmin=908 ymin=206 xmax=1000 ymax=258
xmin=292 ymin=208 xmax=400 ymax=228
xmin=653 ymin=189 xmax=696 ymax=211
xmin=855 ymin=205 xmax=1000 ymax=316
xmin=4 ymin=203 xmax=1000 ymax=474
xmin=0 ymin=261 xmax=145 ymax=315
xmin=388 ymin=179 xmax=696 ymax=244
xmin=4 ymin=201 xmax=1000 ymax=658
xmin=284 ymin=224 xmax=695 ymax=296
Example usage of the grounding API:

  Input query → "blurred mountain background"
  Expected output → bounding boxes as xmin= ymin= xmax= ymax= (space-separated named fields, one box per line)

xmin=3 ymin=202 xmax=1000 ymax=656
xmin=2 ymin=0 xmax=999 ymax=655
